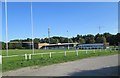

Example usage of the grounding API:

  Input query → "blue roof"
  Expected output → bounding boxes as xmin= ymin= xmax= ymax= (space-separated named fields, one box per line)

xmin=78 ymin=43 xmax=104 ymax=46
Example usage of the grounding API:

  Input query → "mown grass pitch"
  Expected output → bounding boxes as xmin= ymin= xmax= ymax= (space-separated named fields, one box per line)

xmin=2 ymin=49 xmax=119 ymax=72
xmin=2 ymin=49 xmax=76 ymax=56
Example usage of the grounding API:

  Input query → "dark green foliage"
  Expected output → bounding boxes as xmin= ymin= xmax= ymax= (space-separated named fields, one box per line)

xmin=1 ymin=33 xmax=120 ymax=49
xmin=2 ymin=42 xmax=6 ymax=50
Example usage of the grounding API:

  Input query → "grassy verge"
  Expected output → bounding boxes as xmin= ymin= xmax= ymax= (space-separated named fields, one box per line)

xmin=2 ymin=50 xmax=119 ymax=72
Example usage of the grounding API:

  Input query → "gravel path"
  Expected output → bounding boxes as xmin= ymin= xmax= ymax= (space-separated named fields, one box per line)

xmin=3 ymin=54 xmax=119 ymax=76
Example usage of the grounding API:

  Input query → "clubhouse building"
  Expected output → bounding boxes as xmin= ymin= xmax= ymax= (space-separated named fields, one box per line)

xmin=38 ymin=43 xmax=109 ymax=50
xmin=38 ymin=43 xmax=78 ymax=49
xmin=76 ymin=43 xmax=109 ymax=49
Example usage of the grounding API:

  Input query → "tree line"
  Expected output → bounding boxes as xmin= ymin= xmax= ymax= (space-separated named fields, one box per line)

xmin=1 ymin=32 xmax=120 ymax=49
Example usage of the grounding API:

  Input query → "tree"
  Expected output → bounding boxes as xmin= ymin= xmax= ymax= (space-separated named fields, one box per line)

xmin=50 ymin=38 xmax=56 ymax=44
xmin=40 ymin=38 xmax=45 ymax=43
xmin=102 ymin=36 xmax=106 ymax=44
xmin=78 ymin=38 xmax=85 ymax=44
xmin=26 ymin=38 xmax=32 ymax=42
xmin=2 ymin=42 xmax=6 ymax=50
xmin=84 ymin=34 xmax=95 ymax=44
xmin=95 ymin=36 xmax=106 ymax=43
xmin=8 ymin=43 xmax=14 ymax=49
xmin=103 ymin=32 xmax=112 ymax=42
xmin=69 ymin=39 xmax=73 ymax=43
xmin=2 ymin=33 xmax=119 ymax=49
xmin=95 ymin=33 xmax=103 ymax=43
xmin=34 ymin=38 xmax=40 ymax=43
xmin=55 ymin=39 xmax=59 ymax=43
xmin=59 ymin=37 xmax=64 ymax=43
xmin=64 ymin=38 xmax=68 ymax=43
xmin=109 ymin=35 xmax=116 ymax=45
xmin=114 ymin=33 xmax=120 ymax=45
xmin=71 ymin=37 xmax=76 ymax=43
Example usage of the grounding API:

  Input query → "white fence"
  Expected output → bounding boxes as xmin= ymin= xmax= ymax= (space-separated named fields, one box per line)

xmin=2 ymin=50 xmax=94 ymax=59
xmin=2 ymin=49 xmax=118 ymax=60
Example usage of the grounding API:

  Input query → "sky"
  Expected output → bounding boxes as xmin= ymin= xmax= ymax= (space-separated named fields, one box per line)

xmin=0 ymin=2 xmax=2 ymax=41
xmin=2 ymin=2 xmax=118 ymax=41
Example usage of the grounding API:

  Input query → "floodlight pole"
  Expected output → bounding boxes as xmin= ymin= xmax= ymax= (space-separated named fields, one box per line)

xmin=48 ymin=27 xmax=50 ymax=44
xmin=67 ymin=30 xmax=69 ymax=50
xmin=30 ymin=1 xmax=34 ymax=54
xmin=5 ymin=0 xmax=8 ymax=56
xmin=99 ymin=26 xmax=101 ymax=34
xmin=43 ymin=35 xmax=46 ymax=50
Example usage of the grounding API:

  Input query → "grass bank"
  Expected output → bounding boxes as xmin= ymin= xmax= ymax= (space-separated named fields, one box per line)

xmin=2 ymin=49 xmax=119 ymax=72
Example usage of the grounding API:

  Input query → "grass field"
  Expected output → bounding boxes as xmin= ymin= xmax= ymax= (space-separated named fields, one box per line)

xmin=2 ymin=49 xmax=76 ymax=56
xmin=2 ymin=49 xmax=119 ymax=72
